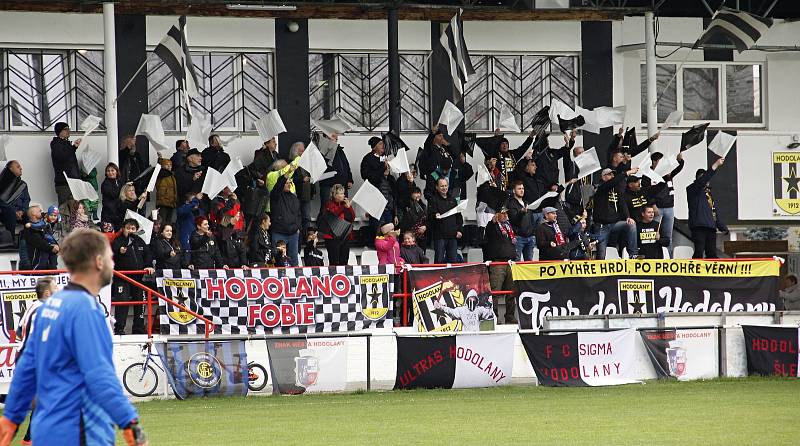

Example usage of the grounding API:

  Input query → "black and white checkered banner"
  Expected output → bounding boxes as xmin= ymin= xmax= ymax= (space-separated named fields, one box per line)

xmin=156 ymin=266 xmax=394 ymax=335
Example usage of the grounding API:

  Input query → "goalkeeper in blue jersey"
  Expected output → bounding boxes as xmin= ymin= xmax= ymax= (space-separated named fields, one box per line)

xmin=0 ymin=229 xmax=147 ymax=446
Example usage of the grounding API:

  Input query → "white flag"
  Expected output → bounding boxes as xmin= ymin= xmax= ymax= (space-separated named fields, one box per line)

xmin=200 ymin=167 xmax=228 ymax=198
xmin=437 ymin=100 xmax=464 ymax=134
xmin=653 ymin=152 xmax=680 ymax=177
xmin=78 ymin=144 xmax=103 ymax=174
xmin=0 ymin=134 xmax=9 ymax=162
xmin=661 ymin=110 xmax=683 ymax=130
xmin=254 ymin=110 xmax=286 ymax=142
xmin=527 ymin=191 xmax=559 ymax=210
xmin=573 ymin=147 xmax=602 ymax=179
xmin=636 ymin=156 xmax=664 ymax=184
xmin=351 ymin=180 xmax=387 ymax=220
xmin=312 ymin=115 xmax=352 ymax=136
xmin=437 ymin=199 xmax=469 ymax=219
xmin=578 ymin=106 xmax=626 ymax=134
xmin=145 ymin=164 xmax=162 ymax=193
xmin=708 ymin=131 xmax=736 ymax=158
xmin=222 ymin=157 xmax=244 ymax=191
xmin=388 ymin=148 xmax=410 ymax=175
xmin=134 ymin=114 xmax=169 ymax=152
xmin=497 ymin=104 xmax=520 ymax=133
xmin=476 ymin=161 xmax=492 ymax=187
xmin=124 ymin=210 xmax=154 ymax=244
xmin=77 ymin=115 xmax=103 ymax=151
xmin=63 ymin=173 xmax=98 ymax=201
xmin=549 ymin=98 xmax=578 ymax=125
xmin=185 ymin=109 xmax=212 ymax=149
xmin=297 ymin=144 xmax=331 ymax=184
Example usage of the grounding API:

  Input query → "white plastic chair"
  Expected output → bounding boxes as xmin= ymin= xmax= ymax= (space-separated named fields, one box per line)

xmin=466 ymin=248 xmax=483 ymax=263
xmin=673 ymin=246 xmax=694 ymax=259
xmin=604 ymin=247 xmax=621 ymax=260
xmin=347 ymin=251 xmax=358 ymax=265
xmin=360 ymin=250 xmax=379 ymax=265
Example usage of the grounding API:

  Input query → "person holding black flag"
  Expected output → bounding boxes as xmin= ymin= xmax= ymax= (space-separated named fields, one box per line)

xmin=318 ymin=184 xmax=355 ymax=266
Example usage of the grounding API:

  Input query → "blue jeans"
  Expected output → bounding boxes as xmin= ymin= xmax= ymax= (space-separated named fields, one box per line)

xmin=273 ymin=231 xmax=299 ymax=266
xmin=594 ymin=221 xmax=637 ymax=259
xmin=434 ymin=238 xmax=460 ymax=263
xmin=515 ymin=235 xmax=536 ymax=261
xmin=656 ymin=206 xmax=675 ymax=257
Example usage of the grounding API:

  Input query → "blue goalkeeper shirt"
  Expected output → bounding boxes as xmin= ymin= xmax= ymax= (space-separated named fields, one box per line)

xmin=3 ymin=283 xmax=138 ymax=445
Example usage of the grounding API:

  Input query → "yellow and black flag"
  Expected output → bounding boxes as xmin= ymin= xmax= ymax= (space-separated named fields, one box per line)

xmin=773 ymin=151 xmax=800 ymax=215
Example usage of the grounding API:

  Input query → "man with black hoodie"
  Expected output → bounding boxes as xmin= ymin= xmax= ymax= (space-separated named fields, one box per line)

xmin=111 ymin=218 xmax=154 ymax=335
xmin=50 ymin=122 xmax=82 ymax=205
xmin=643 ymin=152 xmax=684 ymax=257
xmin=427 ymin=178 xmax=463 ymax=263
xmin=593 ymin=166 xmax=639 ymax=259
xmin=507 ymin=181 xmax=537 ymax=261
xmin=687 ymin=157 xmax=727 ymax=258
xmin=484 ymin=207 xmax=517 ymax=324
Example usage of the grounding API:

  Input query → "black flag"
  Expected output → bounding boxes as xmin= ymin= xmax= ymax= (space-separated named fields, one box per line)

xmin=381 ymin=132 xmax=409 ymax=158
xmin=558 ymin=115 xmax=585 ymax=134
xmin=680 ymin=123 xmax=710 ymax=151
xmin=529 ymin=106 xmax=551 ymax=135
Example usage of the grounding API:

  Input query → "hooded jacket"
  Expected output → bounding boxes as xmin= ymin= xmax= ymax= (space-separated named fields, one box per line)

xmin=50 ymin=137 xmax=80 ymax=187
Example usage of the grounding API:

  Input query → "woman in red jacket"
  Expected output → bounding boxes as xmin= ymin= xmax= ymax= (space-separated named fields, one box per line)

xmin=318 ymin=184 xmax=355 ymax=265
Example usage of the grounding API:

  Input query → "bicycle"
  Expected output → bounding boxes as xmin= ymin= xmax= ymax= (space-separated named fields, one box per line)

xmin=122 ymin=342 xmax=269 ymax=397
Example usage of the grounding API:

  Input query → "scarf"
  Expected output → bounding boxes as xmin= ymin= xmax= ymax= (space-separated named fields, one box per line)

xmin=498 ymin=219 xmax=516 ymax=244
xmin=550 ymin=221 xmax=565 ymax=246
xmin=705 ymin=188 xmax=717 ymax=220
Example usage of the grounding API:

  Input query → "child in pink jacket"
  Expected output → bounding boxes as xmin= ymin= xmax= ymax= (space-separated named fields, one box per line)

xmin=375 ymin=223 xmax=403 ymax=266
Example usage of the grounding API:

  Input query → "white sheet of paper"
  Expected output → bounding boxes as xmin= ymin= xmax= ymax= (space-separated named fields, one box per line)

xmin=437 ymin=199 xmax=469 ymax=219
xmin=145 ymin=163 xmax=162 ymax=193
xmin=574 ymin=147 xmax=602 ymax=179
xmin=388 ymin=148 xmax=410 ymax=175
xmin=316 ymin=171 xmax=337 ymax=182
xmin=708 ymin=131 xmax=736 ymax=158
xmin=0 ymin=134 xmax=9 ymax=162
xmin=576 ymin=106 xmax=600 ymax=134
xmin=297 ymin=143 xmax=330 ymax=183
xmin=641 ymin=165 xmax=664 ymax=184
xmin=661 ymin=110 xmax=683 ymax=130
xmin=476 ymin=161 xmax=492 ymax=186
xmin=185 ymin=109 xmax=212 ymax=149
xmin=63 ymin=173 xmax=98 ymax=201
xmin=653 ymin=152 xmax=680 ymax=177
xmin=498 ymin=104 xmax=521 ymax=133
xmin=312 ymin=116 xmax=352 ymax=136
xmin=527 ymin=191 xmax=559 ymax=210
xmin=78 ymin=145 xmax=103 ymax=174
xmin=593 ymin=106 xmax=626 ymax=126
xmin=254 ymin=109 xmax=287 ymax=142
xmin=351 ymin=180 xmax=388 ymax=220
xmin=134 ymin=114 xmax=169 ymax=152
xmin=549 ymin=98 xmax=578 ymax=124
xmin=437 ymin=100 xmax=464 ymax=134
xmin=77 ymin=115 xmax=103 ymax=151
xmin=124 ymin=210 xmax=154 ymax=244
xmin=200 ymin=167 xmax=228 ymax=198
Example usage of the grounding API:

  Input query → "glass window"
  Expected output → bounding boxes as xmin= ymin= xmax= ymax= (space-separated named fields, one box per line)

xmin=7 ymin=51 xmax=70 ymax=130
xmin=75 ymin=50 xmax=105 ymax=129
xmin=464 ymin=55 xmax=491 ymax=132
xmin=726 ymin=64 xmax=762 ymax=124
xmin=640 ymin=64 xmax=676 ymax=123
xmin=682 ymin=67 xmax=719 ymax=121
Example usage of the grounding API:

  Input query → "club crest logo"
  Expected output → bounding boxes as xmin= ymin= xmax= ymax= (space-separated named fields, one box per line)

xmin=295 ymin=349 xmax=320 ymax=387
xmin=0 ymin=291 xmax=37 ymax=341
xmin=617 ymin=279 xmax=654 ymax=315
xmin=666 ymin=341 xmax=687 ymax=377
xmin=773 ymin=152 xmax=800 ymax=215
xmin=359 ymin=275 xmax=390 ymax=320
xmin=162 ymin=278 xmax=199 ymax=325
xmin=186 ymin=351 xmax=222 ymax=389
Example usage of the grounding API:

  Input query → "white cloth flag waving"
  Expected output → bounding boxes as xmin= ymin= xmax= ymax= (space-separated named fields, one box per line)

xmin=297 ymin=143 xmax=333 ymax=183
xmin=312 ymin=115 xmax=352 ymax=137
xmin=476 ymin=161 xmax=492 ymax=187
xmin=185 ymin=109 xmax=212 ymax=149
xmin=498 ymin=104 xmax=520 ymax=133
xmin=637 ymin=156 xmax=664 ymax=184
xmin=145 ymin=164 xmax=162 ymax=193
xmin=351 ymin=180 xmax=387 ymax=220
xmin=222 ymin=157 xmax=244 ymax=191
xmin=708 ymin=131 xmax=736 ymax=158
xmin=124 ymin=210 xmax=154 ymax=244
xmin=661 ymin=110 xmax=683 ymax=130
xmin=437 ymin=100 xmax=464 ymax=134
xmin=573 ymin=147 xmax=602 ymax=179
xmin=549 ymin=98 xmax=579 ymax=124
xmin=526 ymin=191 xmax=559 ymax=211
xmin=437 ymin=199 xmax=469 ymax=219
xmin=77 ymin=115 xmax=103 ymax=151
xmin=654 ymin=152 xmax=680 ymax=177
xmin=388 ymin=147 xmax=410 ymax=175
xmin=0 ymin=134 xmax=9 ymax=162
xmin=78 ymin=144 xmax=103 ymax=174
xmin=63 ymin=173 xmax=98 ymax=201
xmin=254 ymin=109 xmax=287 ymax=142
xmin=200 ymin=167 xmax=228 ymax=198
xmin=135 ymin=114 xmax=169 ymax=152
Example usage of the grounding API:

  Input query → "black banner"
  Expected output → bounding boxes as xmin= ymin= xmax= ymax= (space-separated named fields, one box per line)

xmin=512 ymin=260 xmax=781 ymax=329
xmin=640 ymin=329 xmax=677 ymax=378
xmin=742 ymin=326 xmax=799 ymax=377
xmin=519 ymin=333 xmax=587 ymax=387
xmin=394 ymin=336 xmax=456 ymax=389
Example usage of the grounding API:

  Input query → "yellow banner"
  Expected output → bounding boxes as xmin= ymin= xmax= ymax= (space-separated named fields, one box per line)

xmin=512 ymin=259 xmax=781 ymax=281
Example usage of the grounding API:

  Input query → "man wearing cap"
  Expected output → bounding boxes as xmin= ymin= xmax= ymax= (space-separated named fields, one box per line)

xmin=484 ymin=206 xmax=518 ymax=324
xmin=175 ymin=148 xmax=206 ymax=199
xmin=202 ymin=134 xmax=231 ymax=172
xmin=507 ymin=180 xmax=538 ymax=261
xmin=536 ymin=206 xmax=569 ymax=261
xmin=428 ymin=178 xmax=463 ymax=263
xmin=643 ymin=152 xmax=684 ymax=257
xmin=419 ymin=125 xmax=458 ymax=201
xmin=50 ymin=122 xmax=82 ymax=206
xmin=593 ymin=166 xmax=639 ymax=260
xmin=171 ymin=139 xmax=190 ymax=172
xmin=624 ymin=175 xmax=650 ymax=223
xmin=687 ymin=157 xmax=727 ymax=258
xmin=361 ymin=136 xmax=395 ymax=235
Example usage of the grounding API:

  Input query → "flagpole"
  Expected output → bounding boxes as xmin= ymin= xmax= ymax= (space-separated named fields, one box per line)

xmin=112 ymin=58 xmax=148 ymax=108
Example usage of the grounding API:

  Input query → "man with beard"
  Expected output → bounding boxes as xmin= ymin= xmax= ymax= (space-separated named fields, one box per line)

xmin=175 ymin=148 xmax=206 ymax=198
xmin=118 ymin=135 xmax=148 ymax=193
xmin=0 ymin=229 xmax=148 ymax=446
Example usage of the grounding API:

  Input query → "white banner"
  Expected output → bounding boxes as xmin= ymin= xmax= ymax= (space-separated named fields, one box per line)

xmin=577 ymin=329 xmax=639 ymax=386
xmin=452 ymin=333 xmax=514 ymax=388
xmin=297 ymin=338 xmax=348 ymax=393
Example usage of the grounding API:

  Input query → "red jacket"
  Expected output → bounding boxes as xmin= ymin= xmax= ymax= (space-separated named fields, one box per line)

xmin=321 ymin=200 xmax=355 ymax=240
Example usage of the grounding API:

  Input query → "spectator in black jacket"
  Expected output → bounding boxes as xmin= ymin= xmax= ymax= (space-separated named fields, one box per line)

xmin=175 ymin=148 xmax=206 ymax=198
xmin=482 ymin=129 xmax=536 ymax=191
xmin=399 ymin=187 xmax=428 ymax=248
xmin=427 ymin=178 xmax=463 ymax=263
xmin=118 ymin=135 xmax=148 ymax=193
xmin=171 ymin=139 xmax=190 ymax=172
xmin=150 ymin=223 xmax=187 ymax=270
xmin=361 ymin=137 xmax=395 ymax=234
xmin=318 ymin=133 xmax=354 ymax=204
xmin=218 ymin=212 xmax=247 ymax=268
xmin=506 ymin=181 xmax=538 ymax=261
xmin=623 ymin=176 xmax=649 ymax=223
xmin=100 ymin=163 xmax=123 ymax=232
xmin=453 ymin=152 xmax=474 ymax=201
xmin=484 ymin=208 xmax=517 ymax=324
xmin=252 ymin=137 xmax=281 ymax=184
xmin=606 ymin=127 xmax=660 ymax=168
xmin=202 ymin=134 xmax=231 ymax=172
xmin=270 ymin=170 xmax=301 ymax=267
xmin=400 ymin=231 xmax=428 ymax=264
xmin=248 ymin=214 xmax=273 ymax=267
xmin=687 ymin=157 xmax=727 ymax=258
xmin=637 ymin=205 xmax=668 ymax=259
xmin=536 ymin=206 xmax=568 ymax=261
xmin=50 ymin=122 xmax=82 ymax=205
xmin=303 ymin=228 xmax=325 ymax=267
xmin=290 ymin=142 xmax=315 ymax=239
xmin=0 ymin=160 xmax=30 ymax=234
xmin=21 ymin=205 xmax=59 ymax=270
xmin=395 ymin=164 xmax=418 ymax=215
xmin=643 ymin=152 xmax=685 ymax=257
xmin=189 ymin=216 xmax=226 ymax=269
xmin=533 ymin=131 xmax=572 ymax=188
xmin=593 ymin=166 xmax=639 ymax=259
xmin=418 ymin=126 xmax=457 ymax=201
xmin=111 ymin=218 xmax=154 ymax=335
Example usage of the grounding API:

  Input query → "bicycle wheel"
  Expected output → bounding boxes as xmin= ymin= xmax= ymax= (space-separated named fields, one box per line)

xmin=123 ymin=362 xmax=159 ymax=397
xmin=247 ymin=363 xmax=268 ymax=392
